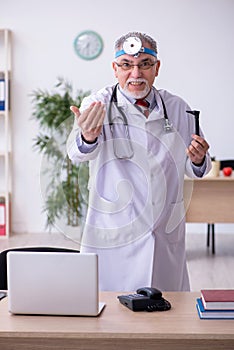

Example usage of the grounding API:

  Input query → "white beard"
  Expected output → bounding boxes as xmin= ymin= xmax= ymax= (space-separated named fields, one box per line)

xmin=123 ymin=79 xmax=150 ymax=99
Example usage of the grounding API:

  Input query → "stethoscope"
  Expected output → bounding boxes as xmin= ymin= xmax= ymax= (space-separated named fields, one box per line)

xmin=108 ymin=84 xmax=173 ymax=159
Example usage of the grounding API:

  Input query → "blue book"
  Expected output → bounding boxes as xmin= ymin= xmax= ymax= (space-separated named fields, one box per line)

xmin=196 ymin=298 xmax=234 ymax=319
xmin=0 ymin=78 xmax=5 ymax=110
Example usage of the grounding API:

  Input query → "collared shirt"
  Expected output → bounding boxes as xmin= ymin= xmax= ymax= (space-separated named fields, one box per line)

xmin=118 ymin=85 xmax=157 ymax=111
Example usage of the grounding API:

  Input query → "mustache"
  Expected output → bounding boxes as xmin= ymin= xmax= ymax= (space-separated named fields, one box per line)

xmin=126 ymin=78 xmax=148 ymax=84
xmin=123 ymin=79 xmax=150 ymax=99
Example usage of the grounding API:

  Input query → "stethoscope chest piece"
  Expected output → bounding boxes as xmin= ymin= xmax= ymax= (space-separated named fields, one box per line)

xmin=164 ymin=119 xmax=173 ymax=133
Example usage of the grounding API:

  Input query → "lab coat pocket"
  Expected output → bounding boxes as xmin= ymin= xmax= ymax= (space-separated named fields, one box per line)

xmin=161 ymin=129 xmax=187 ymax=165
xmin=165 ymin=200 xmax=185 ymax=243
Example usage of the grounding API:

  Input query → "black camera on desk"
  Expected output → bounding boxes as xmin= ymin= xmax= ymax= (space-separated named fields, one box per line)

xmin=118 ymin=287 xmax=171 ymax=312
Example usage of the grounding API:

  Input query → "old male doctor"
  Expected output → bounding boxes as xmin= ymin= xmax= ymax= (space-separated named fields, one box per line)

xmin=67 ymin=31 xmax=211 ymax=292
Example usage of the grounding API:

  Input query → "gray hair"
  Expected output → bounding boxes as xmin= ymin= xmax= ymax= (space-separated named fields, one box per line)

xmin=114 ymin=32 xmax=158 ymax=54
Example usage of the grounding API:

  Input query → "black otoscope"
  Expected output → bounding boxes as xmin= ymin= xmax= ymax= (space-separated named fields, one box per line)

xmin=186 ymin=110 xmax=200 ymax=136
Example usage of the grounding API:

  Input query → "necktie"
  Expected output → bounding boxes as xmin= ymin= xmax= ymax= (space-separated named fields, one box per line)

xmin=135 ymin=99 xmax=150 ymax=117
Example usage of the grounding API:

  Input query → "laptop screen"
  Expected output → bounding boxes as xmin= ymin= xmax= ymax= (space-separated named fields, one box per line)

xmin=7 ymin=251 xmax=105 ymax=316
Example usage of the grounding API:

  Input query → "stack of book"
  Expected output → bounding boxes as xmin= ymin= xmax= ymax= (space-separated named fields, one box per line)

xmin=196 ymin=289 xmax=234 ymax=319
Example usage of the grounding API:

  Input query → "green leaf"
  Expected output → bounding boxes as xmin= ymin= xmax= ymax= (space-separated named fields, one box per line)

xmin=31 ymin=77 xmax=90 ymax=229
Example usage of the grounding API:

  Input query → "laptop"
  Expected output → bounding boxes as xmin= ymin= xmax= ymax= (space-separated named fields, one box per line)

xmin=7 ymin=251 xmax=105 ymax=316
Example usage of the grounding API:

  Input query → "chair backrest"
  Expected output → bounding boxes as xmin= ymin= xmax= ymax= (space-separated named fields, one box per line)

xmin=220 ymin=159 xmax=234 ymax=170
xmin=0 ymin=246 xmax=80 ymax=290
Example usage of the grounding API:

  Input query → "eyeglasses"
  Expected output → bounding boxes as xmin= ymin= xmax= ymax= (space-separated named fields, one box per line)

xmin=115 ymin=61 xmax=157 ymax=71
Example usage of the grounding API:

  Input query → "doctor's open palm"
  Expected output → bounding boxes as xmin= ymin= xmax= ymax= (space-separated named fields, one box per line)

xmin=70 ymin=102 xmax=105 ymax=143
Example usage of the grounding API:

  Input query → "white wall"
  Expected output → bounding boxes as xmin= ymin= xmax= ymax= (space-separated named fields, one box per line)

xmin=2 ymin=0 xmax=234 ymax=234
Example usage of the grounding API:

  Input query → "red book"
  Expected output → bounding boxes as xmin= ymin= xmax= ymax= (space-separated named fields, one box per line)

xmin=201 ymin=289 xmax=234 ymax=310
xmin=0 ymin=202 xmax=6 ymax=236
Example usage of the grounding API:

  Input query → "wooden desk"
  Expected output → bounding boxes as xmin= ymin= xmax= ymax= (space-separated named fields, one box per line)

xmin=185 ymin=176 xmax=234 ymax=223
xmin=0 ymin=292 xmax=234 ymax=350
xmin=184 ymin=176 xmax=234 ymax=254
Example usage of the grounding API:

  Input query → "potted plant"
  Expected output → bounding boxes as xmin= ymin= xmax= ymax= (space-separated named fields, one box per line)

xmin=31 ymin=77 xmax=90 ymax=231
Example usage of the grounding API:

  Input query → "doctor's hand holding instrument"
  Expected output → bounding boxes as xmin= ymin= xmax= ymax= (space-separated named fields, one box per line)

xmin=187 ymin=133 xmax=210 ymax=166
xmin=186 ymin=109 xmax=209 ymax=165
xmin=70 ymin=102 xmax=105 ymax=143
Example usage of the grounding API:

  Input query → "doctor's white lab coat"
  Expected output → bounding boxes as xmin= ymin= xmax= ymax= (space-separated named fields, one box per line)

xmin=67 ymin=86 xmax=211 ymax=292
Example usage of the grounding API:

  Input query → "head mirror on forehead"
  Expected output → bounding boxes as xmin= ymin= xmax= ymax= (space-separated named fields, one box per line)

xmin=123 ymin=37 xmax=142 ymax=55
xmin=115 ymin=36 xmax=157 ymax=59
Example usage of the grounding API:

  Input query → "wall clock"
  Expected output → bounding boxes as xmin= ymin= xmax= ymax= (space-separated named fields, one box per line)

xmin=74 ymin=30 xmax=103 ymax=60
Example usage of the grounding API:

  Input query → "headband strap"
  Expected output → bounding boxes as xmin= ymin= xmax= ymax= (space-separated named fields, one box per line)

xmin=115 ymin=36 xmax=157 ymax=58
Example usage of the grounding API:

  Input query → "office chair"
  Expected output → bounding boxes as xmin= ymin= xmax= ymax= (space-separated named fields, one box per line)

xmin=206 ymin=159 xmax=234 ymax=254
xmin=0 ymin=246 xmax=80 ymax=290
